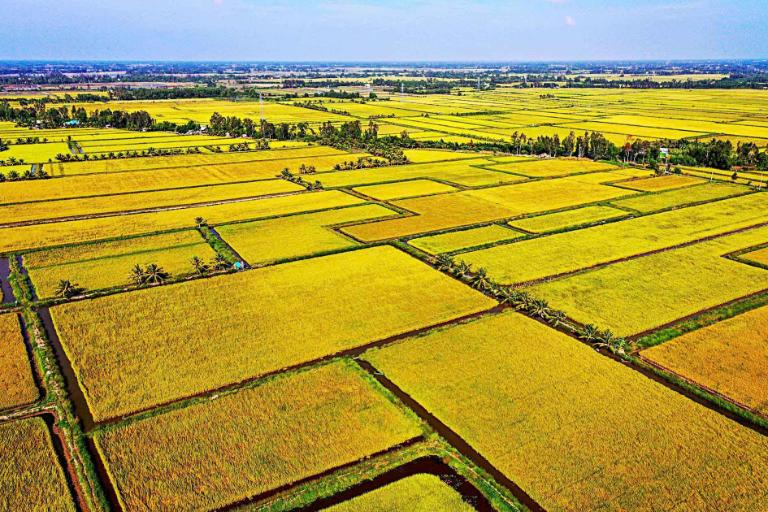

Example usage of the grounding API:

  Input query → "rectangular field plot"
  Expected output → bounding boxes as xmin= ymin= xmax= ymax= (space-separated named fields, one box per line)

xmin=364 ymin=311 xmax=768 ymax=511
xmin=0 ymin=190 xmax=362 ymax=254
xmin=618 ymin=174 xmax=705 ymax=192
xmin=463 ymin=193 xmax=768 ymax=285
xmin=0 ymin=179 xmax=303 ymax=224
xmin=743 ymin=246 xmax=768 ymax=266
xmin=353 ymin=180 xmax=457 ymax=200
xmin=0 ymin=417 xmax=76 ymax=511
xmin=318 ymin=159 xmax=519 ymax=189
xmin=509 ymin=205 xmax=629 ymax=234
xmin=343 ymin=173 xmax=634 ymax=242
xmin=486 ymin=158 xmax=618 ymax=178
xmin=3 ymin=155 xmax=357 ymax=205
xmin=216 ymin=204 xmax=398 ymax=265
xmin=402 ymin=149 xmax=480 ymax=163
xmin=26 ymin=231 xmax=216 ymax=298
xmin=527 ymin=226 xmax=768 ymax=337
xmin=0 ymin=314 xmax=38 ymax=410
xmin=51 ymin=246 xmax=495 ymax=421
xmin=326 ymin=474 xmax=476 ymax=512
xmin=610 ymin=182 xmax=750 ymax=213
xmin=641 ymin=305 xmax=768 ymax=414
xmin=47 ymin=145 xmax=347 ymax=176
xmin=94 ymin=361 xmax=421 ymax=511
xmin=409 ymin=225 xmax=523 ymax=255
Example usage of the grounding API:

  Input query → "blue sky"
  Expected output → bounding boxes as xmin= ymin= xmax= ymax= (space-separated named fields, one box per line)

xmin=2 ymin=0 xmax=766 ymax=61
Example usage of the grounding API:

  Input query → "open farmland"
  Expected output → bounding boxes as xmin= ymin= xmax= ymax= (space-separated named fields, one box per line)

xmin=94 ymin=361 xmax=421 ymax=511
xmin=25 ymin=230 xmax=217 ymax=298
xmin=0 ymin=417 xmax=76 ymax=511
xmin=641 ymin=305 xmax=768 ymax=415
xmin=0 ymin=313 xmax=38 ymax=410
xmin=364 ymin=311 xmax=768 ymax=511
xmin=51 ymin=246 xmax=494 ymax=421
xmin=4 ymin=70 xmax=768 ymax=512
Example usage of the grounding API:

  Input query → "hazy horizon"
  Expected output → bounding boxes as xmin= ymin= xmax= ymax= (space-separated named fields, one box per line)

xmin=3 ymin=0 xmax=767 ymax=62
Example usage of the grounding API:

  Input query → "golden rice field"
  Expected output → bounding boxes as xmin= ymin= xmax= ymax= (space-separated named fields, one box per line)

xmin=0 ymin=190 xmax=363 ymax=253
xmin=0 ymin=314 xmax=38 ymax=410
xmin=94 ymin=361 xmax=421 ymax=511
xmin=5 ymin=86 xmax=768 ymax=511
xmin=353 ymin=179 xmax=457 ymax=200
xmin=409 ymin=224 xmax=523 ymax=254
xmin=617 ymin=174 xmax=705 ymax=192
xmin=216 ymin=204 xmax=397 ymax=265
xmin=326 ymin=474 xmax=476 ymax=512
xmin=509 ymin=205 xmax=628 ymax=233
xmin=0 ymin=417 xmax=76 ymax=511
xmin=462 ymin=192 xmax=768 ymax=285
xmin=51 ymin=246 xmax=494 ymax=421
xmin=364 ymin=311 xmax=768 ymax=511
xmin=641 ymin=305 xmax=768 ymax=414
xmin=342 ymin=171 xmax=636 ymax=241
xmin=0 ymin=179 xmax=303 ymax=224
xmin=527 ymin=225 xmax=768 ymax=336
xmin=609 ymin=182 xmax=750 ymax=212
xmin=26 ymin=231 xmax=216 ymax=298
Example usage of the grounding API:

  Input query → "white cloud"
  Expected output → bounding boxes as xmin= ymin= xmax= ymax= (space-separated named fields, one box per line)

xmin=565 ymin=15 xmax=576 ymax=26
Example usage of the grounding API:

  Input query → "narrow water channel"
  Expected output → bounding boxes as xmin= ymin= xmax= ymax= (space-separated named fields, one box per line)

xmin=0 ymin=257 xmax=16 ymax=304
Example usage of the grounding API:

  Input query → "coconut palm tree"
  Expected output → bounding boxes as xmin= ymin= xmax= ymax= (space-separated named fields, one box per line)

xmin=144 ymin=264 xmax=170 ymax=285
xmin=579 ymin=324 xmax=600 ymax=343
xmin=529 ymin=298 xmax=551 ymax=319
xmin=130 ymin=264 xmax=146 ymax=286
xmin=514 ymin=291 xmax=533 ymax=311
xmin=435 ymin=254 xmax=454 ymax=273
xmin=211 ymin=254 xmax=231 ymax=271
xmin=469 ymin=267 xmax=492 ymax=291
xmin=55 ymin=280 xmax=84 ymax=299
xmin=455 ymin=261 xmax=473 ymax=280
xmin=191 ymin=256 xmax=209 ymax=276
xmin=547 ymin=310 xmax=567 ymax=327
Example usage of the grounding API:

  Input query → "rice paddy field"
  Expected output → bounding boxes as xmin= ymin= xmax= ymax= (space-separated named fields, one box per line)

xmin=0 ymin=313 xmax=38 ymax=410
xmin=0 ymin=417 xmax=76 ymax=511
xmin=25 ymin=231 xmax=217 ymax=298
xmin=93 ymin=361 xmax=421 ymax=511
xmin=3 ymin=87 xmax=768 ymax=512
xmin=364 ymin=311 xmax=768 ymax=511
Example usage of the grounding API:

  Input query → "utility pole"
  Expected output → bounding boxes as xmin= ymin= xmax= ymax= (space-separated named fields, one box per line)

xmin=259 ymin=91 xmax=264 ymax=121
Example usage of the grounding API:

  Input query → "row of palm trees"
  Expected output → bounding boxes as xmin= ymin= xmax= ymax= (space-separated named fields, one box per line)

xmin=280 ymin=168 xmax=323 ymax=190
xmin=434 ymin=254 xmax=629 ymax=355
xmin=130 ymin=263 xmax=171 ymax=286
